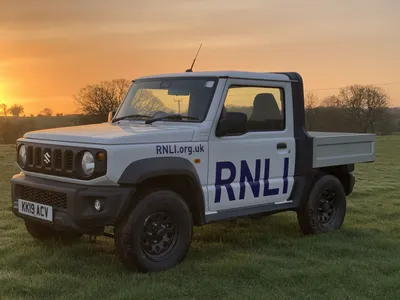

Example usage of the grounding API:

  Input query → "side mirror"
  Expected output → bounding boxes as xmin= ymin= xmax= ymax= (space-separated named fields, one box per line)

xmin=108 ymin=111 xmax=116 ymax=122
xmin=216 ymin=112 xmax=248 ymax=137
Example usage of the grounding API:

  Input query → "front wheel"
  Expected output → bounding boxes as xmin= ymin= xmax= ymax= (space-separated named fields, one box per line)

xmin=115 ymin=189 xmax=193 ymax=273
xmin=297 ymin=174 xmax=347 ymax=235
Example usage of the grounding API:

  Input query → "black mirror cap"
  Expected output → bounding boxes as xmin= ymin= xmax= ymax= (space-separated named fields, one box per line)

xmin=108 ymin=111 xmax=116 ymax=122
xmin=216 ymin=111 xmax=248 ymax=137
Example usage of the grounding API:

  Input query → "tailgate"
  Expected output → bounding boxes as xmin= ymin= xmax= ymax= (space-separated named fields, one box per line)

xmin=309 ymin=132 xmax=376 ymax=168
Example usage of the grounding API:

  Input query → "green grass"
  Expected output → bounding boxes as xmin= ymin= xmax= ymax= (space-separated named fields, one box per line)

xmin=1 ymin=136 xmax=400 ymax=299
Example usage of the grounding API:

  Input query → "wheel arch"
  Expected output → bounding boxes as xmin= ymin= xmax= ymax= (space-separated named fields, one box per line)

xmin=290 ymin=163 xmax=354 ymax=212
xmin=318 ymin=164 xmax=355 ymax=196
xmin=117 ymin=157 xmax=206 ymax=226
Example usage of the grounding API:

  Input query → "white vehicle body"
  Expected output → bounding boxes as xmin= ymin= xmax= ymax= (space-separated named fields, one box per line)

xmin=11 ymin=71 xmax=375 ymax=272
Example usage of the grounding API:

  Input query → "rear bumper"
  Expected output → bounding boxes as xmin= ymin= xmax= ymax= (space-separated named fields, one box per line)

xmin=11 ymin=173 xmax=135 ymax=234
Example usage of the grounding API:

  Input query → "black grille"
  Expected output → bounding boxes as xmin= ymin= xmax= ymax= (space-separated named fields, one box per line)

xmin=19 ymin=185 xmax=67 ymax=210
xmin=26 ymin=145 xmax=75 ymax=174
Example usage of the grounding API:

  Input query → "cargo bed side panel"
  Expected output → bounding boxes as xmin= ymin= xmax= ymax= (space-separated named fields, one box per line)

xmin=309 ymin=132 xmax=376 ymax=168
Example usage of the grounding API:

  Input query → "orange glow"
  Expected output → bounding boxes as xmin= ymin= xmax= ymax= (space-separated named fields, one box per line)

xmin=2 ymin=1 xmax=399 ymax=115
xmin=0 ymin=79 xmax=8 ymax=106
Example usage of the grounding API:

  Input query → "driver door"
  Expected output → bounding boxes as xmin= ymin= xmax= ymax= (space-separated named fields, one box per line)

xmin=207 ymin=78 xmax=296 ymax=212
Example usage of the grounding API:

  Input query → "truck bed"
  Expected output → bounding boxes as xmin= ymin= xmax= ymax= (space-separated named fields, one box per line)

xmin=308 ymin=131 xmax=376 ymax=168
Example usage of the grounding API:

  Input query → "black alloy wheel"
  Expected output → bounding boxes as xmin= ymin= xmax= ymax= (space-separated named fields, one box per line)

xmin=140 ymin=212 xmax=178 ymax=261
xmin=317 ymin=188 xmax=337 ymax=224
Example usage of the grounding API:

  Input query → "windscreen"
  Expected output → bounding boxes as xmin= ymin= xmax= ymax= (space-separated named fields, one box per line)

xmin=115 ymin=77 xmax=219 ymax=122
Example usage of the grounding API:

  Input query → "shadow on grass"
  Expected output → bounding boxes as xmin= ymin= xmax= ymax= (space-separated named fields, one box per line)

xmin=1 ymin=214 xmax=303 ymax=274
xmin=3 ymin=211 xmax=397 ymax=278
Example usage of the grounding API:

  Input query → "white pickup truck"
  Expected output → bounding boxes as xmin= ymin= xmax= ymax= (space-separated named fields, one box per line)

xmin=11 ymin=71 xmax=375 ymax=273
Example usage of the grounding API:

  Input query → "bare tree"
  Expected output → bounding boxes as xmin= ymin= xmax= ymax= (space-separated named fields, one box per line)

xmin=0 ymin=103 xmax=7 ymax=116
xmin=304 ymin=92 xmax=319 ymax=130
xmin=338 ymin=85 xmax=389 ymax=132
xmin=321 ymin=95 xmax=342 ymax=108
xmin=8 ymin=104 xmax=24 ymax=117
xmin=73 ymin=78 xmax=166 ymax=118
xmin=305 ymin=92 xmax=319 ymax=110
xmin=73 ymin=79 xmax=132 ymax=116
xmin=38 ymin=108 xmax=53 ymax=116
xmin=131 ymin=89 xmax=165 ymax=115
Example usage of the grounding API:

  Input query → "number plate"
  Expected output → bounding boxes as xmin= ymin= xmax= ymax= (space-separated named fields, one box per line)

xmin=18 ymin=199 xmax=53 ymax=222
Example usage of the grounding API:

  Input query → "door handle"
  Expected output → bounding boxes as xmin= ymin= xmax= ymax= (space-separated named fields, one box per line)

xmin=277 ymin=142 xmax=287 ymax=149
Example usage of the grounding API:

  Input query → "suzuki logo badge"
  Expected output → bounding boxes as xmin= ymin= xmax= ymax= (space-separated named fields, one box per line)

xmin=43 ymin=151 xmax=51 ymax=165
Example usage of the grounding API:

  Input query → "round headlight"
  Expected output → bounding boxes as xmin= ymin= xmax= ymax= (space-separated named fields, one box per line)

xmin=18 ymin=145 xmax=27 ymax=167
xmin=81 ymin=151 xmax=95 ymax=176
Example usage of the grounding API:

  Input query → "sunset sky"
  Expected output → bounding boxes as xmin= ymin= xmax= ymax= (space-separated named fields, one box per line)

xmin=1 ymin=0 xmax=399 ymax=115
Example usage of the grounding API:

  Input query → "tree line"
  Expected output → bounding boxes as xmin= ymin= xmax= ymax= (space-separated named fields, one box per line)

xmin=73 ymin=78 xmax=396 ymax=134
xmin=304 ymin=84 xmax=395 ymax=134
xmin=0 ymin=103 xmax=60 ymax=117
xmin=0 ymin=78 xmax=398 ymax=144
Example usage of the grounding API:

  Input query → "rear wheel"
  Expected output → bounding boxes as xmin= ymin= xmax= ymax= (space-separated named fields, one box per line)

xmin=24 ymin=220 xmax=82 ymax=242
xmin=115 ymin=189 xmax=193 ymax=273
xmin=297 ymin=174 xmax=347 ymax=234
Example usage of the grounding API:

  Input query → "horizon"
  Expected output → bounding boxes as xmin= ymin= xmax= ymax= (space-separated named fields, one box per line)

xmin=1 ymin=0 xmax=399 ymax=115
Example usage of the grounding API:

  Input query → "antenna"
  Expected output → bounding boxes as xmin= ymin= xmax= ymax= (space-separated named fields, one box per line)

xmin=185 ymin=44 xmax=202 ymax=72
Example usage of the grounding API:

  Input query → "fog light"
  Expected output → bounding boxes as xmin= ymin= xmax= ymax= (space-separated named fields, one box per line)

xmin=94 ymin=200 xmax=102 ymax=211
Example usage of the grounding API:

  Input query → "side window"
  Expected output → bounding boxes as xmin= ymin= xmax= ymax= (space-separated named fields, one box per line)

xmin=223 ymin=85 xmax=285 ymax=131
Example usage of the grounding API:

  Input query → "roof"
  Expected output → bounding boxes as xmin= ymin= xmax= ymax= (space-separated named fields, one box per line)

xmin=135 ymin=71 xmax=295 ymax=82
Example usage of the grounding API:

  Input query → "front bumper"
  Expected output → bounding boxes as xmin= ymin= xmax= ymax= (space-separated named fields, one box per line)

xmin=11 ymin=173 xmax=135 ymax=234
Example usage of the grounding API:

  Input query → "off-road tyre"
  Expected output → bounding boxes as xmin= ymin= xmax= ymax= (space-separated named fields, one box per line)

xmin=297 ymin=174 xmax=347 ymax=235
xmin=115 ymin=189 xmax=193 ymax=273
xmin=25 ymin=220 xmax=83 ymax=243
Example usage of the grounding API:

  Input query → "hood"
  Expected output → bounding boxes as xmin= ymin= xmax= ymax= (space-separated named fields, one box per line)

xmin=23 ymin=122 xmax=196 ymax=145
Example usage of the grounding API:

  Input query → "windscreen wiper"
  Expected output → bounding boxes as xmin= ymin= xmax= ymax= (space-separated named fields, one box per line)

xmin=112 ymin=114 xmax=152 ymax=123
xmin=144 ymin=114 xmax=199 ymax=124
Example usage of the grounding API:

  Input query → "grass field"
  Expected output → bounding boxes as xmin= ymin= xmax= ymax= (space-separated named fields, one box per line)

xmin=1 ymin=136 xmax=400 ymax=300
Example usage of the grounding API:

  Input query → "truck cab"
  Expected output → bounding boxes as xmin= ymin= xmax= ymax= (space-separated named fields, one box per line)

xmin=11 ymin=71 xmax=376 ymax=273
